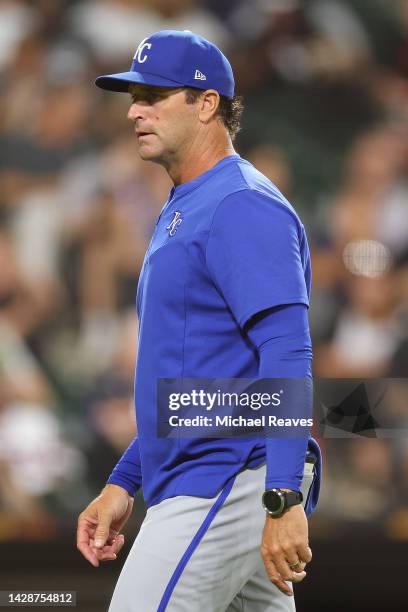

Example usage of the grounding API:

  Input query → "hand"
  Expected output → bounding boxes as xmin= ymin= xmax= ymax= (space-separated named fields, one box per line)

xmin=261 ymin=504 xmax=312 ymax=597
xmin=77 ymin=484 xmax=134 ymax=567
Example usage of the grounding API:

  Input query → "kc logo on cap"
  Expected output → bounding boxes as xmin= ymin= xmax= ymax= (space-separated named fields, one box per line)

xmin=133 ymin=37 xmax=152 ymax=64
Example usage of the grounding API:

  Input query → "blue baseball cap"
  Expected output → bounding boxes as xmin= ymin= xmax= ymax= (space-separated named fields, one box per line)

xmin=95 ymin=29 xmax=234 ymax=98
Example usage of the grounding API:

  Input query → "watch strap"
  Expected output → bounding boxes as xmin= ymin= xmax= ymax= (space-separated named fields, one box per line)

xmin=284 ymin=489 xmax=303 ymax=508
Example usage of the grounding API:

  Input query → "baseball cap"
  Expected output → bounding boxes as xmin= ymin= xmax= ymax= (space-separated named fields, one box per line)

xmin=95 ymin=29 xmax=234 ymax=98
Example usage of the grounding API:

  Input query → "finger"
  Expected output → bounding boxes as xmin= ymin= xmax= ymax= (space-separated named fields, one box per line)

xmin=91 ymin=540 xmax=121 ymax=563
xmin=76 ymin=515 xmax=97 ymax=541
xmin=298 ymin=545 xmax=312 ymax=564
xmin=78 ymin=543 xmax=99 ymax=567
xmin=77 ymin=540 xmax=99 ymax=567
xmin=94 ymin=513 xmax=112 ymax=549
xmin=290 ymin=570 xmax=307 ymax=584
xmin=77 ymin=522 xmax=100 ymax=567
xmin=262 ymin=557 xmax=293 ymax=597
xmin=273 ymin=554 xmax=297 ymax=582
xmin=271 ymin=548 xmax=308 ymax=583
xmin=288 ymin=559 xmax=307 ymax=573
xmin=111 ymin=534 xmax=125 ymax=554
xmin=90 ymin=544 xmax=119 ymax=559
xmin=275 ymin=543 xmax=310 ymax=580
xmin=88 ymin=544 xmax=117 ymax=564
xmin=97 ymin=551 xmax=117 ymax=562
xmin=105 ymin=528 xmax=122 ymax=546
xmin=90 ymin=534 xmax=125 ymax=558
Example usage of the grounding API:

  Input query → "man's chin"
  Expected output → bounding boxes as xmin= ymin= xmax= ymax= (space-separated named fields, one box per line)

xmin=137 ymin=145 xmax=162 ymax=162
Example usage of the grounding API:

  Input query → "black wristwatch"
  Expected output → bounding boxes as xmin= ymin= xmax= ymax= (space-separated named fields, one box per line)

xmin=262 ymin=488 xmax=303 ymax=517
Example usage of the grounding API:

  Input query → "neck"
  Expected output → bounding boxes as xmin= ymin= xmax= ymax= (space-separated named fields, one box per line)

xmin=165 ymin=128 xmax=236 ymax=186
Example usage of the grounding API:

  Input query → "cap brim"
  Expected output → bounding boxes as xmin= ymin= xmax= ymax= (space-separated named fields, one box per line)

xmin=95 ymin=71 xmax=184 ymax=92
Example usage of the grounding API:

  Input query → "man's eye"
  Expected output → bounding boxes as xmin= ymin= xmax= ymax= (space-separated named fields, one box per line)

xmin=147 ymin=94 xmax=162 ymax=103
xmin=131 ymin=93 xmax=161 ymax=104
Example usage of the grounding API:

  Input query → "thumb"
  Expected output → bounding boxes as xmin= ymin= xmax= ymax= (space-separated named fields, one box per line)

xmin=94 ymin=513 xmax=111 ymax=549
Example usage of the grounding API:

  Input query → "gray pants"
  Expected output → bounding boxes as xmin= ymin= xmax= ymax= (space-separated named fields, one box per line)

xmin=109 ymin=464 xmax=313 ymax=611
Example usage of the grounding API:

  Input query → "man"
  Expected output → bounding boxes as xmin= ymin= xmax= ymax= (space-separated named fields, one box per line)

xmin=77 ymin=30 xmax=322 ymax=611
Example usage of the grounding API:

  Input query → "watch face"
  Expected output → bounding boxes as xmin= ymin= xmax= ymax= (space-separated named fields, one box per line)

xmin=263 ymin=490 xmax=284 ymax=515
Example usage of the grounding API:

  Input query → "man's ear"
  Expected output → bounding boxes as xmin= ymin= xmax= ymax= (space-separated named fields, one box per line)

xmin=198 ymin=89 xmax=220 ymax=123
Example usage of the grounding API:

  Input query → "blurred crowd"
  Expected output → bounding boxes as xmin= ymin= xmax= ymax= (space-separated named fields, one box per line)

xmin=0 ymin=0 xmax=407 ymax=540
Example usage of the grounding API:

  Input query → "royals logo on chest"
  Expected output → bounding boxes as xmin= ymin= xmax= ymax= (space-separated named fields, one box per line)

xmin=166 ymin=211 xmax=183 ymax=237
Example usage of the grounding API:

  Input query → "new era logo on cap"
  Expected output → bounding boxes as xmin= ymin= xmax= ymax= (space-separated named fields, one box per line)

xmin=194 ymin=70 xmax=206 ymax=81
xmin=95 ymin=30 xmax=234 ymax=98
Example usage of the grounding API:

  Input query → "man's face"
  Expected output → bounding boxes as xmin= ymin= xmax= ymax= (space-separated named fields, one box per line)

xmin=127 ymin=84 xmax=199 ymax=164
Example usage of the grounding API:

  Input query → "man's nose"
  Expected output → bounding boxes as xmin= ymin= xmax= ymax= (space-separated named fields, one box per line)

xmin=127 ymin=102 xmax=146 ymax=122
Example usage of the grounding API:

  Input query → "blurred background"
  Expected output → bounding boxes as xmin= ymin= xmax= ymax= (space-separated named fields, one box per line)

xmin=0 ymin=0 xmax=407 ymax=610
